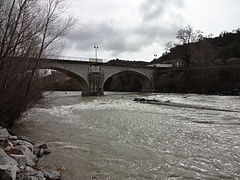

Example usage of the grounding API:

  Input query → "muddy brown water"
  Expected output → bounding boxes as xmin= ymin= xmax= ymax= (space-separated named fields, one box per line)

xmin=12 ymin=92 xmax=240 ymax=180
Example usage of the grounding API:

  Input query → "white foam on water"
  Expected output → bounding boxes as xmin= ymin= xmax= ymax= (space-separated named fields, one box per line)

xmin=32 ymin=99 xmax=161 ymax=116
xmin=24 ymin=93 xmax=240 ymax=124
xmin=48 ymin=141 xmax=90 ymax=151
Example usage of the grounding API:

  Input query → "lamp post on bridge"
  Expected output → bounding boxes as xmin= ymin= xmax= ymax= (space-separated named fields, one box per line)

xmin=94 ymin=45 xmax=98 ymax=63
xmin=154 ymin=54 xmax=157 ymax=59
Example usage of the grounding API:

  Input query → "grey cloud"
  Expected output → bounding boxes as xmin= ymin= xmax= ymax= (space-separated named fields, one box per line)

xmin=65 ymin=23 xmax=143 ymax=56
xmin=66 ymin=23 xmax=114 ymax=49
xmin=141 ymin=0 xmax=184 ymax=21
xmin=65 ymin=21 xmax=182 ymax=56
xmin=134 ymin=23 xmax=178 ymax=40
xmin=64 ymin=0 xmax=185 ymax=57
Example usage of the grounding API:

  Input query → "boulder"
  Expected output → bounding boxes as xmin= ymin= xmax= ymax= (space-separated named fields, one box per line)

xmin=42 ymin=169 xmax=61 ymax=180
xmin=17 ymin=136 xmax=34 ymax=145
xmin=5 ymin=146 xmax=12 ymax=152
xmin=36 ymin=148 xmax=51 ymax=158
xmin=15 ymin=145 xmax=37 ymax=167
xmin=34 ymin=144 xmax=51 ymax=158
xmin=9 ymin=136 xmax=18 ymax=141
xmin=17 ymin=176 xmax=40 ymax=180
xmin=17 ymin=166 xmax=45 ymax=180
xmin=13 ymin=140 xmax=34 ymax=151
xmin=133 ymin=98 xmax=146 ymax=102
xmin=0 ymin=128 xmax=10 ymax=139
xmin=0 ymin=149 xmax=18 ymax=180
xmin=38 ymin=144 xmax=48 ymax=149
xmin=10 ymin=154 xmax=27 ymax=166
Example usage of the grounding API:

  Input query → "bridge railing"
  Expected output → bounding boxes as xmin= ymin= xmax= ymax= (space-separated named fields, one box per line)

xmin=49 ymin=55 xmax=110 ymax=63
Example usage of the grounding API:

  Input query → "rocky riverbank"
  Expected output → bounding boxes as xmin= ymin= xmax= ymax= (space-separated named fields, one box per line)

xmin=0 ymin=127 xmax=62 ymax=180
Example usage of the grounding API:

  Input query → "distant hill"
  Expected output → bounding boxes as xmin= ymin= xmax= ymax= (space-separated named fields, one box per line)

xmin=152 ymin=30 xmax=240 ymax=67
xmin=107 ymin=59 xmax=149 ymax=67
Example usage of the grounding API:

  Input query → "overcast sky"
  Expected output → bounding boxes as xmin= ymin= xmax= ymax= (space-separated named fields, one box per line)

xmin=61 ymin=0 xmax=240 ymax=62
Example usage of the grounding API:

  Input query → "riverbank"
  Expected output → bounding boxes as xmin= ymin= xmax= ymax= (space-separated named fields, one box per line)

xmin=133 ymin=97 xmax=239 ymax=112
xmin=154 ymin=66 xmax=240 ymax=96
xmin=0 ymin=126 xmax=62 ymax=180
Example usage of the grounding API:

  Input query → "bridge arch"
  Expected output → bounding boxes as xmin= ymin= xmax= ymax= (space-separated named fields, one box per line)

xmin=39 ymin=66 xmax=89 ymax=91
xmin=103 ymin=70 xmax=153 ymax=92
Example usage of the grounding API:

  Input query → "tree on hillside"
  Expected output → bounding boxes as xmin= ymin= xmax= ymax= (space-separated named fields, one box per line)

xmin=164 ymin=41 xmax=177 ymax=52
xmin=207 ymin=33 xmax=214 ymax=38
xmin=232 ymin=28 xmax=240 ymax=33
xmin=176 ymin=25 xmax=204 ymax=44
xmin=0 ymin=0 xmax=75 ymax=127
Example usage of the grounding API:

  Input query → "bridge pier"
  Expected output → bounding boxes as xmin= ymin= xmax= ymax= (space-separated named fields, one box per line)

xmin=82 ymin=65 xmax=104 ymax=96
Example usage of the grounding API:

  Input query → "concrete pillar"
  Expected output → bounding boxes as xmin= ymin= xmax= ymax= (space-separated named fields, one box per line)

xmin=82 ymin=65 xmax=104 ymax=96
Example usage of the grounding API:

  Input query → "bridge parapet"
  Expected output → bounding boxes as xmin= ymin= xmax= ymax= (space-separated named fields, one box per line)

xmin=49 ymin=55 xmax=109 ymax=63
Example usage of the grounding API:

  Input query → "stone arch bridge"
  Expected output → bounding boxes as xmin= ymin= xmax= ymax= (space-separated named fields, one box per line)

xmin=41 ymin=59 xmax=156 ymax=96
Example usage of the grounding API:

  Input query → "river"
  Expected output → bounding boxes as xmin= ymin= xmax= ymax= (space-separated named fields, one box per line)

xmin=12 ymin=92 xmax=240 ymax=180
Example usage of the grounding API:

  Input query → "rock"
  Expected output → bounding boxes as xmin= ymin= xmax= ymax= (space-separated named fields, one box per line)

xmin=17 ymin=166 xmax=45 ymax=180
xmin=36 ymin=148 xmax=51 ymax=158
xmin=0 ymin=128 xmax=10 ymax=139
xmin=9 ymin=136 xmax=18 ymax=141
xmin=37 ymin=149 xmax=44 ymax=158
xmin=0 ymin=148 xmax=18 ymax=180
xmin=10 ymin=154 xmax=27 ymax=166
xmin=42 ymin=149 xmax=51 ymax=156
xmin=38 ymin=144 xmax=48 ymax=149
xmin=34 ymin=144 xmax=51 ymax=158
xmin=15 ymin=145 xmax=37 ymax=167
xmin=0 ymin=139 xmax=11 ymax=149
xmin=4 ymin=147 xmax=22 ymax=156
xmin=13 ymin=140 xmax=34 ymax=151
xmin=17 ymin=136 xmax=34 ymax=145
xmin=17 ymin=176 xmax=40 ymax=180
xmin=133 ymin=98 xmax=146 ymax=102
xmin=18 ymin=166 xmax=25 ymax=172
xmin=36 ymin=149 xmax=45 ymax=158
xmin=5 ymin=146 xmax=12 ymax=152
xmin=134 ymin=98 xmax=159 ymax=103
xmin=0 ymin=138 xmax=6 ymax=146
xmin=42 ymin=169 xmax=61 ymax=180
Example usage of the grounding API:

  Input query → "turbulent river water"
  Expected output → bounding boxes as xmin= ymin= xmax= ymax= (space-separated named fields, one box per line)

xmin=12 ymin=92 xmax=240 ymax=180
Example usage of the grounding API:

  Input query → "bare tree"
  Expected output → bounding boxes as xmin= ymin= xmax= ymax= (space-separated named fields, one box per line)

xmin=232 ymin=28 xmax=240 ymax=33
xmin=176 ymin=25 xmax=204 ymax=44
xmin=207 ymin=33 xmax=214 ymax=38
xmin=24 ymin=0 xmax=75 ymax=97
xmin=164 ymin=41 xmax=177 ymax=52
xmin=0 ymin=0 xmax=75 ymax=127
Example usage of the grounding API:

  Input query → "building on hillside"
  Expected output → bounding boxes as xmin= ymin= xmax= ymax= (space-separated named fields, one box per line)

xmin=148 ymin=59 xmax=186 ymax=68
xmin=161 ymin=59 xmax=186 ymax=68
xmin=226 ymin=58 xmax=240 ymax=65
xmin=147 ymin=63 xmax=173 ymax=68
